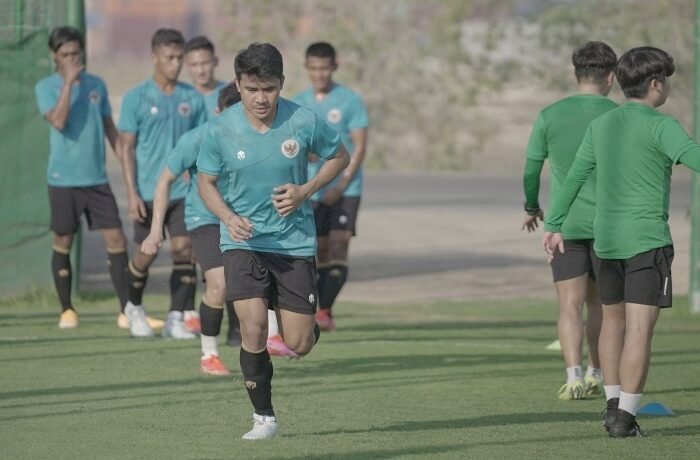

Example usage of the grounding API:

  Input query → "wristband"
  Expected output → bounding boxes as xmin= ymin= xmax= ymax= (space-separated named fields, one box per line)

xmin=524 ymin=202 xmax=541 ymax=216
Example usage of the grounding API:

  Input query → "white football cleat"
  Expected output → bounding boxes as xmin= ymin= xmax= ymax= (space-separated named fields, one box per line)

xmin=124 ymin=301 xmax=155 ymax=338
xmin=242 ymin=413 xmax=278 ymax=440
xmin=162 ymin=311 xmax=196 ymax=340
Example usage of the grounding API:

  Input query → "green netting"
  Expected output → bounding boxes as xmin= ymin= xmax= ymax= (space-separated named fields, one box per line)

xmin=0 ymin=0 xmax=81 ymax=297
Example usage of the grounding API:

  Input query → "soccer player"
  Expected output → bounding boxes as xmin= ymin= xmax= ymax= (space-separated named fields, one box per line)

xmin=35 ymin=26 xmax=128 ymax=329
xmin=293 ymin=42 xmax=369 ymax=331
xmin=197 ymin=43 xmax=349 ymax=439
xmin=543 ymin=47 xmax=700 ymax=437
xmin=118 ymin=29 xmax=206 ymax=338
xmin=522 ymin=41 xmax=618 ymax=400
xmin=184 ymin=36 xmax=228 ymax=120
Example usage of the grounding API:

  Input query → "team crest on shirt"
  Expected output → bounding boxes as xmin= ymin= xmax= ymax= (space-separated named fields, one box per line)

xmin=89 ymin=90 xmax=100 ymax=104
xmin=237 ymin=150 xmax=246 ymax=160
xmin=327 ymin=108 xmax=342 ymax=124
xmin=281 ymin=139 xmax=300 ymax=159
xmin=150 ymin=106 xmax=159 ymax=115
xmin=178 ymin=102 xmax=191 ymax=117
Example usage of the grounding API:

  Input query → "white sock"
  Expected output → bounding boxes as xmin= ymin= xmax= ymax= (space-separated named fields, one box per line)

xmin=619 ymin=391 xmax=643 ymax=416
xmin=604 ymin=384 xmax=621 ymax=401
xmin=201 ymin=334 xmax=218 ymax=357
xmin=268 ymin=310 xmax=279 ymax=337
xmin=566 ymin=366 xmax=583 ymax=384
xmin=167 ymin=311 xmax=183 ymax=322
xmin=586 ymin=367 xmax=602 ymax=380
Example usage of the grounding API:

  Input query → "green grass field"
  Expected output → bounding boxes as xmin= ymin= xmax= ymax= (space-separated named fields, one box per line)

xmin=2 ymin=291 xmax=700 ymax=459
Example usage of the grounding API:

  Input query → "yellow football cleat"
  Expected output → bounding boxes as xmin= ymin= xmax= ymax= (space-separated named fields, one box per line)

xmin=58 ymin=309 xmax=79 ymax=329
xmin=117 ymin=313 xmax=164 ymax=330
xmin=558 ymin=380 xmax=585 ymax=400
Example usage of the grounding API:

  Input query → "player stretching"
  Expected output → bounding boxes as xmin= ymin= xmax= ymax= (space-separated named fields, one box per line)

xmin=35 ymin=26 xmax=128 ymax=329
xmin=118 ymin=29 xmax=206 ymax=338
xmin=293 ymin=42 xmax=369 ymax=331
xmin=522 ymin=42 xmax=617 ymax=400
xmin=544 ymin=47 xmax=700 ymax=437
xmin=197 ymin=43 xmax=349 ymax=439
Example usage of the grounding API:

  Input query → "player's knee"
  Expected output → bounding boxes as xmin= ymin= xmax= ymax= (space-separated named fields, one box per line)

xmin=240 ymin=322 xmax=267 ymax=349
xmin=286 ymin=334 xmax=315 ymax=356
xmin=53 ymin=233 xmax=73 ymax=251
xmin=104 ymin=231 xmax=127 ymax=249
xmin=205 ymin=280 xmax=226 ymax=306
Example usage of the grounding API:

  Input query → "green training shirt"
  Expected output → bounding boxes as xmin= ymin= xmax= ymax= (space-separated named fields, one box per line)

xmin=545 ymin=102 xmax=700 ymax=259
xmin=525 ymin=94 xmax=618 ymax=239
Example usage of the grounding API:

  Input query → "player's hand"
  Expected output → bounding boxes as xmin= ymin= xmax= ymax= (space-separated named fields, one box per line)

xmin=321 ymin=186 xmax=343 ymax=206
xmin=64 ymin=61 xmax=84 ymax=83
xmin=521 ymin=209 xmax=544 ymax=232
xmin=308 ymin=153 xmax=320 ymax=163
xmin=128 ymin=193 xmax=147 ymax=223
xmin=225 ymin=214 xmax=253 ymax=242
xmin=141 ymin=232 xmax=162 ymax=255
xmin=543 ymin=231 xmax=564 ymax=263
xmin=272 ymin=184 xmax=309 ymax=217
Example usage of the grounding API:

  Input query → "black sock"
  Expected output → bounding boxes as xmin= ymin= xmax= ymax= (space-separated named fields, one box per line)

xmin=107 ymin=249 xmax=129 ymax=312
xmin=200 ymin=301 xmax=224 ymax=337
xmin=317 ymin=265 xmax=332 ymax=309
xmin=127 ymin=261 xmax=148 ymax=306
xmin=240 ymin=348 xmax=274 ymax=416
xmin=314 ymin=322 xmax=321 ymax=344
xmin=170 ymin=263 xmax=196 ymax=312
xmin=325 ymin=263 xmax=348 ymax=310
xmin=51 ymin=248 xmax=72 ymax=311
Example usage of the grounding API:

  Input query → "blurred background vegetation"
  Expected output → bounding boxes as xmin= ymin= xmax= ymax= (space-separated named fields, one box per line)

xmin=87 ymin=0 xmax=695 ymax=173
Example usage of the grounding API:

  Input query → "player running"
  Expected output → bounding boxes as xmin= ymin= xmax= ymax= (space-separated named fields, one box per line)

xmin=35 ymin=26 xmax=128 ymax=329
xmin=544 ymin=46 xmax=700 ymax=437
xmin=293 ymin=42 xmax=369 ymax=331
xmin=522 ymin=41 xmax=618 ymax=400
xmin=184 ymin=35 xmax=228 ymax=121
xmin=117 ymin=28 xmax=206 ymax=338
xmin=197 ymin=43 xmax=349 ymax=439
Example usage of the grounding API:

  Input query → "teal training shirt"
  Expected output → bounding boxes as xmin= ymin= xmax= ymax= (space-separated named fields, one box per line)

xmin=118 ymin=79 xmax=207 ymax=201
xmin=196 ymin=98 xmax=341 ymax=256
xmin=35 ymin=72 xmax=111 ymax=187
xmin=292 ymin=83 xmax=368 ymax=199
xmin=202 ymin=80 xmax=227 ymax=121
xmin=166 ymin=122 xmax=227 ymax=231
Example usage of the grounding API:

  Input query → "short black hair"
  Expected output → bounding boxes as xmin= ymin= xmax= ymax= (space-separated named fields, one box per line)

xmin=571 ymin=41 xmax=617 ymax=83
xmin=217 ymin=84 xmax=241 ymax=111
xmin=234 ymin=43 xmax=284 ymax=81
xmin=185 ymin=35 xmax=215 ymax=55
xmin=48 ymin=26 xmax=84 ymax=52
xmin=151 ymin=28 xmax=184 ymax=51
xmin=305 ymin=42 xmax=336 ymax=62
xmin=616 ymin=46 xmax=675 ymax=98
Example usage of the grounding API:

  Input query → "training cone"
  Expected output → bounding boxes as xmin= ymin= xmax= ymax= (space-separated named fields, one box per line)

xmin=545 ymin=340 xmax=561 ymax=351
xmin=638 ymin=402 xmax=675 ymax=416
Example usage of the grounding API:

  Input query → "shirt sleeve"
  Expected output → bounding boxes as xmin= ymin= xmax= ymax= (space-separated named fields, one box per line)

xmin=544 ymin=124 xmax=596 ymax=232
xmin=196 ymin=124 xmax=223 ymax=176
xmin=100 ymin=80 xmax=112 ymax=118
xmin=118 ymin=88 xmax=139 ymax=133
xmin=34 ymin=80 xmax=57 ymax=116
xmin=347 ymin=95 xmax=369 ymax=131
xmin=523 ymin=157 xmax=544 ymax=209
xmin=192 ymin=93 xmax=208 ymax=128
xmin=654 ymin=116 xmax=700 ymax=165
xmin=167 ymin=131 xmax=196 ymax=177
xmin=311 ymin=115 xmax=342 ymax=161
xmin=525 ymin=113 xmax=548 ymax=161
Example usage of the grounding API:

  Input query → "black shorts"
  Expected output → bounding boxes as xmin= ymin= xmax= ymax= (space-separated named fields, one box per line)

xmin=597 ymin=245 xmax=674 ymax=308
xmin=48 ymin=184 xmax=122 ymax=235
xmin=550 ymin=239 xmax=599 ymax=282
xmin=132 ymin=199 xmax=187 ymax=244
xmin=312 ymin=196 xmax=361 ymax=237
xmin=223 ymin=249 xmax=318 ymax=315
xmin=189 ymin=224 xmax=223 ymax=273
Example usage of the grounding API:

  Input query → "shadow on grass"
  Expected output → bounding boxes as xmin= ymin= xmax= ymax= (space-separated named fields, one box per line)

xmin=337 ymin=319 xmax=555 ymax=333
xmin=268 ymin=443 xmax=468 ymax=460
xmin=0 ymin=377 xmax=223 ymax=401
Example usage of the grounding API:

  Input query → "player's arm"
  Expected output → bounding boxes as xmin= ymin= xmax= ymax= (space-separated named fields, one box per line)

xmin=117 ymin=132 xmax=147 ymax=222
xmin=141 ymin=168 xmax=177 ymax=255
xmin=273 ymin=145 xmax=350 ymax=217
xmin=543 ymin=126 xmax=596 ymax=259
xmin=42 ymin=63 xmax=83 ymax=131
xmin=522 ymin=114 xmax=547 ymax=232
xmin=198 ymin=173 xmax=253 ymax=242
xmin=323 ymin=128 xmax=367 ymax=205
xmin=656 ymin=116 xmax=700 ymax=172
xmin=103 ymin=116 xmax=119 ymax=160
